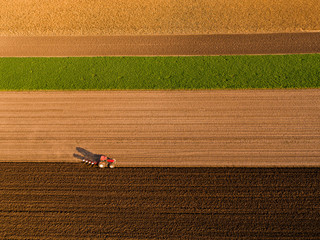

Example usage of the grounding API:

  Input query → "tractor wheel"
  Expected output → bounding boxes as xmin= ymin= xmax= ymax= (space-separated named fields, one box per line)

xmin=108 ymin=162 xmax=116 ymax=169
xmin=98 ymin=161 xmax=106 ymax=168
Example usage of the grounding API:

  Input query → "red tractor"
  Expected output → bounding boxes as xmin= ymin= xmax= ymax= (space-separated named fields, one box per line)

xmin=74 ymin=147 xmax=117 ymax=169
xmin=82 ymin=156 xmax=116 ymax=168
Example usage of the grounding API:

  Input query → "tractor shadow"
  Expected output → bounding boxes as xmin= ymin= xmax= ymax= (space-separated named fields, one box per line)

xmin=73 ymin=147 xmax=95 ymax=160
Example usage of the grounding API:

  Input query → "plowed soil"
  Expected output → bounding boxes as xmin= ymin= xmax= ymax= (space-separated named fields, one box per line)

xmin=1 ymin=90 xmax=319 ymax=167
xmin=2 ymin=33 xmax=320 ymax=57
xmin=1 ymin=0 xmax=319 ymax=36
xmin=0 ymin=163 xmax=319 ymax=239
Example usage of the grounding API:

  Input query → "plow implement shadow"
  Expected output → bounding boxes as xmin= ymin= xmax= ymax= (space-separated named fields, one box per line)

xmin=73 ymin=147 xmax=95 ymax=161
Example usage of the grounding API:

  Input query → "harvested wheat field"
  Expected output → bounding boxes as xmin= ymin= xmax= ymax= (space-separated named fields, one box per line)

xmin=1 ymin=0 xmax=319 ymax=36
xmin=1 ymin=90 xmax=319 ymax=167
xmin=0 ymin=163 xmax=319 ymax=239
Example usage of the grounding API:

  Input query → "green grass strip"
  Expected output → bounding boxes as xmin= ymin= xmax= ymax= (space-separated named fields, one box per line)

xmin=0 ymin=55 xmax=319 ymax=90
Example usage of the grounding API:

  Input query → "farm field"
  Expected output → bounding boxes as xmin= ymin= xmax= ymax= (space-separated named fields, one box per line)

xmin=1 ymin=2 xmax=319 ymax=240
xmin=1 ymin=33 xmax=320 ymax=57
xmin=1 ymin=54 xmax=320 ymax=90
xmin=1 ymin=90 xmax=319 ymax=166
xmin=1 ymin=1 xmax=320 ymax=238
xmin=1 ymin=0 xmax=319 ymax=36
xmin=0 ymin=163 xmax=319 ymax=239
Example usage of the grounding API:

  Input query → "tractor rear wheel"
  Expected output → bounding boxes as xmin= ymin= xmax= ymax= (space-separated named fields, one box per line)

xmin=98 ymin=161 xmax=106 ymax=168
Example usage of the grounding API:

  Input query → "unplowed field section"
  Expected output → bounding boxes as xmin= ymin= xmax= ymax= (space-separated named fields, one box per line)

xmin=1 ymin=0 xmax=319 ymax=35
xmin=0 ymin=164 xmax=319 ymax=239
xmin=1 ymin=90 xmax=320 ymax=166
xmin=1 ymin=33 xmax=320 ymax=56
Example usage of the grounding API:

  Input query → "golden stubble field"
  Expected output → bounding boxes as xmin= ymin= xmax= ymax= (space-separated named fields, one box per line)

xmin=1 ymin=0 xmax=319 ymax=36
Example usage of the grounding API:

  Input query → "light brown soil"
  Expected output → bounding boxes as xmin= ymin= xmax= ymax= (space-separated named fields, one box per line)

xmin=1 ymin=164 xmax=319 ymax=239
xmin=1 ymin=90 xmax=319 ymax=167
xmin=1 ymin=0 xmax=319 ymax=36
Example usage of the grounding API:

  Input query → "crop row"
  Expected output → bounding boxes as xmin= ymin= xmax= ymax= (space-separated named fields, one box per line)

xmin=1 ymin=54 xmax=319 ymax=90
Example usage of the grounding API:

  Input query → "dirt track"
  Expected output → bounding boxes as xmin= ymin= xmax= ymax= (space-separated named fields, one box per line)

xmin=1 ymin=33 xmax=320 ymax=56
xmin=1 ymin=90 xmax=319 ymax=167
xmin=0 ymin=163 xmax=319 ymax=239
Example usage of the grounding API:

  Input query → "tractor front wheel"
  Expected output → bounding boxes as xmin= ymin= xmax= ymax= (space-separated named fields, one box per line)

xmin=108 ymin=162 xmax=116 ymax=168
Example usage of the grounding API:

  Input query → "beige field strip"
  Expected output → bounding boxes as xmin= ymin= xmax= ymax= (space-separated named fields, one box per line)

xmin=1 ymin=33 xmax=320 ymax=57
xmin=1 ymin=0 xmax=319 ymax=36
xmin=0 ymin=90 xmax=319 ymax=167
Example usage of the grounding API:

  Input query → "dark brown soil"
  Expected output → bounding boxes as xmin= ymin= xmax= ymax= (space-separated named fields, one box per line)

xmin=0 ymin=163 xmax=319 ymax=239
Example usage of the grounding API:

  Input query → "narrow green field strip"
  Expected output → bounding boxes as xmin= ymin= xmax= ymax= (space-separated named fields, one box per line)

xmin=0 ymin=55 xmax=319 ymax=90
